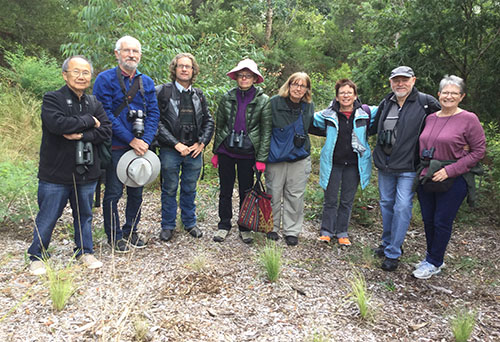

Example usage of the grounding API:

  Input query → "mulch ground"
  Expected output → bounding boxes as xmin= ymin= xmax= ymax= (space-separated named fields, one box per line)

xmin=0 ymin=180 xmax=499 ymax=342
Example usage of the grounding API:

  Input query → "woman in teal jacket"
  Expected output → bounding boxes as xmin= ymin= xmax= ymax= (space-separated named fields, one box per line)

xmin=314 ymin=79 xmax=376 ymax=245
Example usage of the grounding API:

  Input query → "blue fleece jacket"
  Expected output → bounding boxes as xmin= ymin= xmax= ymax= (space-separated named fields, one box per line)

xmin=93 ymin=67 xmax=159 ymax=147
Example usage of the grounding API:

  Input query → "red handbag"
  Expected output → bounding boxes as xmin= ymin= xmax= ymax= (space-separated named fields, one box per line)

xmin=238 ymin=172 xmax=273 ymax=233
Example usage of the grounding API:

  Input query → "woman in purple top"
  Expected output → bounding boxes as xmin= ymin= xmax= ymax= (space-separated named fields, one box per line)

xmin=211 ymin=59 xmax=272 ymax=244
xmin=413 ymin=75 xmax=486 ymax=279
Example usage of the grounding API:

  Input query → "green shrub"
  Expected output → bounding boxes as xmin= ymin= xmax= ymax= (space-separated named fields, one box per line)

xmin=0 ymin=161 xmax=38 ymax=224
xmin=0 ymin=48 xmax=64 ymax=98
xmin=45 ymin=260 xmax=76 ymax=311
xmin=258 ymin=241 xmax=282 ymax=282
xmin=451 ymin=308 xmax=476 ymax=342
xmin=350 ymin=271 xmax=374 ymax=320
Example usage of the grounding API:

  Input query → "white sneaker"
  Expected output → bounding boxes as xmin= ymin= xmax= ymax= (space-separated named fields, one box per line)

xmin=80 ymin=254 xmax=103 ymax=269
xmin=30 ymin=260 xmax=46 ymax=275
xmin=414 ymin=259 xmax=445 ymax=269
xmin=413 ymin=262 xmax=441 ymax=279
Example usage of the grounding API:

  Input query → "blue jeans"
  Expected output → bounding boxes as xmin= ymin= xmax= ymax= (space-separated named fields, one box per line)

xmin=103 ymin=149 xmax=143 ymax=243
xmin=378 ymin=170 xmax=416 ymax=258
xmin=417 ymin=176 xmax=467 ymax=267
xmin=160 ymin=147 xmax=202 ymax=230
xmin=320 ymin=164 xmax=360 ymax=238
xmin=28 ymin=180 xmax=97 ymax=261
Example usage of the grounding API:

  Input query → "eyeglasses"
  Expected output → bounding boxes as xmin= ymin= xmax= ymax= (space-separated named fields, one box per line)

xmin=290 ymin=83 xmax=307 ymax=90
xmin=177 ymin=64 xmax=193 ymax=70
xmin=441 ymin=91 xmax=461 ymax=97
xmin=120 ymin=48 xmax=140 ymax=55
xmin=66 ymin=69 xmax=91 ymax=78
xmin=237 ymin=73 xmax=254 ymax=79
xmin=338 ymin=91 xmax=354 ymax=96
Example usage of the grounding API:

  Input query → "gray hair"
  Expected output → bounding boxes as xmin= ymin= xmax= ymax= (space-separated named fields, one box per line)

xmin=61 ymin=55 xmax=93 ymax=74
xmin=115 ymin=36 xmax=142 ymax=53
xmin=439 ymin=75 xmax=466 ymax=94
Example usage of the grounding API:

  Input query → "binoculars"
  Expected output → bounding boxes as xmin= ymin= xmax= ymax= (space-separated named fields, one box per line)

xmin=228 ymin=130 xmax=245 ymax=149
xmin=378 ymin=129 xmax=393 ymax=146
xmin=76 ymin=141 xmax=94 ymax=166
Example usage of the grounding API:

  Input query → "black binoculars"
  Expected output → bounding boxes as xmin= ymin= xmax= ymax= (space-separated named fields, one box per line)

xmin=76 ymin=141 xmax=94 ymax=166
xmin=228 ymin=130 xmax=245 ymax=149
xmin=378 ymin=129 xmax=393 ymax=146
xmin=421 ymin=147 xmax=435 ymax=160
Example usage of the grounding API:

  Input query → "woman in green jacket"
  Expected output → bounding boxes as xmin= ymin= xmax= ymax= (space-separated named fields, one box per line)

xmin=211 ymin=59 xmax=272 ymax=244
xmin=264 ymin=72 xmax=315 ymax=246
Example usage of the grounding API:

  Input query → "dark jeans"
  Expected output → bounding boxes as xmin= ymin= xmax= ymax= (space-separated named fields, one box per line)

xmin=320 ymin=164 xmax=359 ymax=238
xmin=103 ymin=149 xmax=144 ymax=244
xmin=159 ymin=147 xmax=202 ymax=230
xmin=217 ymin=153 xmax=255 ymax=232
xmin=417 ymin=176 xmax=467 ymax=267
xmin=28 ymin=180 xmax=97 ymax=261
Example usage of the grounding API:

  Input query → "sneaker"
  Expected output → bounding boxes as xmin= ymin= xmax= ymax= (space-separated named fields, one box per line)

xmin=285 ymin=235 xmax=298 ymax=246
xmin=30 ymin=260 xmax=46 ymax=275
xmin=338 ymin=237 xmax=352 ymax=246
xmin=372 ymin=245 xmax=385 ymax=258
xmin=414 ymin=260 xmax=446 ymax=269
xmin=266 ymin=232 xmax=279 ymax=241
xmin=159 ymin=229 xmax=174 ymax=242
xmin=413 ymin=262 xmax=441 ymax=279
xmin=213 ymin=229 xmax=229 ymax=242
xmin=318 ymin=235 xmax=331 ymax=243
xmin=381 ymin=257 xmax=399 ymax=272
xmin=109 ymin=239 xmax=130 ymax=253
xmin=79 ymin=254 xmax=103 ymax=269
xmin=124 ymin=232 xmax=147 ymax=248
xmin=240 ymin=231 xmax=254 ymax=244
xmin=187 ymin=226 xmax=203 ymax=238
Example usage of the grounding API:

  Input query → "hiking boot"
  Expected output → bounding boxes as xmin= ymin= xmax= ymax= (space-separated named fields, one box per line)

xmin=160 ymin=229 xmax=174 ymax=242
xmin=213 ymin=229 xmax=229 ymax=242
xmin=79 ymin=254 xmax=103 ymax=269
xmin=338 ymin=237 xmax=352 ymax=246
xmin=381 ymin=257 xmax=399 ymax=272
xmin=240 ymin=231 xmax=254 ymax=244
xmin=318 ymin=235 xmax=331 ymax=243
xmin=187 ymin=226 xmax=203 ymax=238
xmin=30 ymin=260 xmax=46 ymax=276
xmin=413 ymin=262 xmax=441 ymax=279
xmin=372 ymin=245 xmax=385 ymax=258
xmin=285 ymin=235 xmax=298 ymax=246
xmin=266 ymin=232 xmax=279 ymax=241
xmin=124 ymin=232 xmax=146 ymax=248
xmin=109 ymin=239 xmax=130 ymax=253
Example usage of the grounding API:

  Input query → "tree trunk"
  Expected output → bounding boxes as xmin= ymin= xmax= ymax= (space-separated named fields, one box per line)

xmin=265 ymin=0 xmax=273 ymax=47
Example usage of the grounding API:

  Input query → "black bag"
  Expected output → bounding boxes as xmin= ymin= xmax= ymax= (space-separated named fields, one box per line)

xmin=422 ymin=178 xmax=455 ymax=192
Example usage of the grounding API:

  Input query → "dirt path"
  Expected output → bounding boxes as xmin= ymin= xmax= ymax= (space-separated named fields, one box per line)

xmin=0 ymin=182 xmax=499 ymax=341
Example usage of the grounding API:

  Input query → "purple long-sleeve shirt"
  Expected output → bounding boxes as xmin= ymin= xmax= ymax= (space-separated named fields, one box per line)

xmin=419 ymin=110 xmax=486 ymax=178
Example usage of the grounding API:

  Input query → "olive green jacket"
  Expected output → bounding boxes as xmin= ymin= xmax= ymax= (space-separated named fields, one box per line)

xmin=213 ymin=86 xmax=272 ymax=162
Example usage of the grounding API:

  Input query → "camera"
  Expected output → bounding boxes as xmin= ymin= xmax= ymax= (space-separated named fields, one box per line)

xmin=378 ymin=129 xmax=393 ymax=146
xmin=228 ymin=130 xmax=245 ymax=148
xmin=180 ymin=124 xmax=195 ymax=145
xmin=127 ymin=109 xmax=146 ymax=138
xmin=421 ymin=147 xmax=435 ymax=160
xmin=293 ymin=133 xmax=307 ymax=148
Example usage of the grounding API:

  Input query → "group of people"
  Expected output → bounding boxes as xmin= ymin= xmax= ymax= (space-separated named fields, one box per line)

xmin=27 ymin=36 xmax=486 ymax=281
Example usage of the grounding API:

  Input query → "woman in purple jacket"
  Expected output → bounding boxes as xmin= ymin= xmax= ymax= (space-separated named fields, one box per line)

xmin=413 ymin=75 xmax=486 ymax=279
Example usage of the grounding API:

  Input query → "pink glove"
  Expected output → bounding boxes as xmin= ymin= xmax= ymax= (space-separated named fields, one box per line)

xmin=255 ymin=161 xmax=266 ymax=172
xmin=211 ymin=154 xmax=218 ymax=168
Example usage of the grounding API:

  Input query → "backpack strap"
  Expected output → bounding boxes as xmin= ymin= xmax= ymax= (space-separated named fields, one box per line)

xmin=114 ymin=67 xmax=145 ymax=116
xmin=418 ymin=92 xmax=432 ymax=115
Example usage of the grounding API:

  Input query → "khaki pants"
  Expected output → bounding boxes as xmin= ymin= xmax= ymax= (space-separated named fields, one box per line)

xmin=264 ymin=156 xmax=311 ymax=237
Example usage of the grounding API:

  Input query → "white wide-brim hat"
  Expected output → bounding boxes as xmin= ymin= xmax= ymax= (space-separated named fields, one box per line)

xmin=117 ymin=150 xmax=160 ymax=188
xmin=226 ymin=58 xmax=264 ymax=84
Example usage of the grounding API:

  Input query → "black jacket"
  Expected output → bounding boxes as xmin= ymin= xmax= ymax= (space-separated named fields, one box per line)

xmin=156 ymin=83 xmax=214 ymax=148
xmin=38 ymin=85 xmax=112 ymax=184
xmin=370 ymin=87 xmax=440 ymax=173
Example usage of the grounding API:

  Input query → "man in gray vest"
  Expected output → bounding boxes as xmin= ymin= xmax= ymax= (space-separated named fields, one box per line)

xmin=156 ymin=53 xmax=214 ymax=242
xmin=370 ymin=66 xmax=440 ymax=271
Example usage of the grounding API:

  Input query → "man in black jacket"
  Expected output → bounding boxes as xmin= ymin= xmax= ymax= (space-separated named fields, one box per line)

xmin=370 ymin=66 xmax=440 ymax=271
xmin=156 ymin=53 xmax=214 ymax=242
xmin=28 ymin=55 xmax=112 ymax=275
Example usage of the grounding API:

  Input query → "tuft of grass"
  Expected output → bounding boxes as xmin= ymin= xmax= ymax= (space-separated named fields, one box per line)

xmin=188 ymin=254 xmax=208 ymax=273
xmin=45 ymin=260 xmax=76 ymax=311
xmin=380 ymin=279 xmax=396 ymax=292
xmin=361 ymin=245 xmax=376 ymax=267
xmin=350 ymin=271 xmax=373 ymax=320
xmin=133 ymin=315 xmax=150 ymax=342
xmin=306 ymin=330 xmax=331 ymax=342
xmin=258 ymin=241 xmax=282 ymax=282
xmin=451 ymin=308 xmax=476 ymax=342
